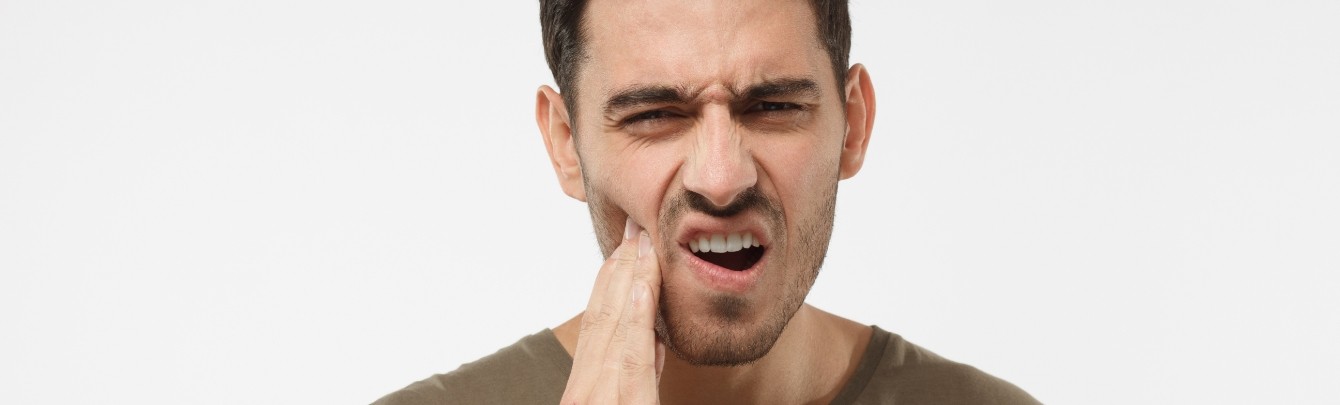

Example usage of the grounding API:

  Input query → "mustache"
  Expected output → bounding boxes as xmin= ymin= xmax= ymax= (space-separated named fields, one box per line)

xmin=679 ymin=187 xmax=778 ymax=219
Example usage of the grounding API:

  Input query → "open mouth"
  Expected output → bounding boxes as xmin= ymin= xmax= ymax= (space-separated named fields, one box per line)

xmin=688 ymin=232 xmax=765 ymax=271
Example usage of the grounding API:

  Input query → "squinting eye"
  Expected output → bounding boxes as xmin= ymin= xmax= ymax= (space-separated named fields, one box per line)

xmin=626 ymin=110 xmax=675 ymax=123
xmin=751 ymin=101 xmax=802 ymax=112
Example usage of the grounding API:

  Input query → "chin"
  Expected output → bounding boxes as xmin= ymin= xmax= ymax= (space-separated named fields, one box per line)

xmin=654 ymin=281 xmax=796 ymax=367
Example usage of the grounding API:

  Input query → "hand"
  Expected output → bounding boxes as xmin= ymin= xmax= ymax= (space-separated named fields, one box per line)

xmin=559 ymin=217 xmax=666 ymax=404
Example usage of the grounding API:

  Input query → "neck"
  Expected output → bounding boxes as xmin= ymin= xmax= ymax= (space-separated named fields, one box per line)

xmin=554 ymin=304 xmax=872 ymax=405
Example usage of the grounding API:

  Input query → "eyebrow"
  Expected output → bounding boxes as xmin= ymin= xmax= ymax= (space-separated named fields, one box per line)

xmin=602 ymin=77 xmax=822 ymax=116
xmin=603 ymin=85 xmax=685 ymax=116
xmin=742 ymin=78 xmax=821 ymax=102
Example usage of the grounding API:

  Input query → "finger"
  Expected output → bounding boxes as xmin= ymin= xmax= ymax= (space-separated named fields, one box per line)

xmin=587 ymin=286 xmax=636 ymax=405
xmin=631 ymin=230 xmax=663 ymax=308
xmin=618 ymin=280 xmax=660 ymax=403
xmin=578 ymin=217 xmax=641 ymax=328
xmin=591 ymin=229 xmax=648 ymax=401
xmin=655 ymin=338 xmax=666 ymax=384
xmin=583 ymin=222 xmax=643 ymax=350
xmin=564 ymin=217 xmax=642 ymax=400
xmin=614 ymin=233 xmax=661 ymax=403
xmin=589 ymin=230 xmax=659 ymax=404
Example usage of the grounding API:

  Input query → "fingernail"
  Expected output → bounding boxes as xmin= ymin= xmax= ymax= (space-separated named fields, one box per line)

xmin=624 ymin=216 xmax=637 ymax=240
xmin=632 ymin=283 xmax=647 ymax=306
xmin=638 ymin=231 xmax=652 ymax=258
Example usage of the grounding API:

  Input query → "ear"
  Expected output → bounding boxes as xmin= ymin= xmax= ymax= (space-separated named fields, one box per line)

xmin=536 ymin=85 xmax=587 ymax=201
xmin=839 ymin=63 xmax=876 ymax=180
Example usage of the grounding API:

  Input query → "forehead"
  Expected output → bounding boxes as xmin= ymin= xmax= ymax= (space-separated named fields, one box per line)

xmin=578 ymin=0 xmax=829 ymax=103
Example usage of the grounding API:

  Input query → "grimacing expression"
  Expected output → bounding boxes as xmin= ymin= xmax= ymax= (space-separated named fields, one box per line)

xmin=543 ymin=0 xmax=871 ymax=366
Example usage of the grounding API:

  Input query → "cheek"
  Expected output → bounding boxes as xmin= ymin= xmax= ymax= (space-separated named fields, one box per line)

xmin=750 ymin=134 xmax=842 ymax=236
xmin=754 ymin=135 xmax=841 ymax=191
xmin=584 ymin=143 xmax=684 ymax=229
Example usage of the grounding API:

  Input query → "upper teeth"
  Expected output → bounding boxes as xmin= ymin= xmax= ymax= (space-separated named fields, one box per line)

xmin=689 ymin=232 xmax=761 ymax=253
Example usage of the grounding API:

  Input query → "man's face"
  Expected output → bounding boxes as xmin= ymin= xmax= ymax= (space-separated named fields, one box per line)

xmin=561 ymin=0 xmax=857 ymax=366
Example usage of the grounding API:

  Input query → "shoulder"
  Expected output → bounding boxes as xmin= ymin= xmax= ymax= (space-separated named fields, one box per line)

xmin=371 ymin=329 xmax=572 ymax=405
xmin=848 ymin=327 xmax=1041 ymax=405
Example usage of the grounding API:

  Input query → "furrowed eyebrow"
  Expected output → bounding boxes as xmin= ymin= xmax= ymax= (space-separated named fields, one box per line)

xmin=603 ymin=86 xmax=686 ymax=116
xmin=741 ymin=78 xmax=821 ymax=101
xmin=601 ymin=77 xmax=822 ymax=117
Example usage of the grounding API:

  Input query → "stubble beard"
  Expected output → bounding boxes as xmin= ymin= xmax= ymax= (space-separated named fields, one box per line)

xmin=587 ymin=182 xmax=838 ymax=367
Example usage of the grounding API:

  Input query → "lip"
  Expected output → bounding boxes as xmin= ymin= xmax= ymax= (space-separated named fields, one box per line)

xmin=674 ymin=216 xmax=771 ymax=294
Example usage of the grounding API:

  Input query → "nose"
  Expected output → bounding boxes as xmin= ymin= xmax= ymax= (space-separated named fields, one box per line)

xmin=682 ymin=106 xmax=757 ymax=208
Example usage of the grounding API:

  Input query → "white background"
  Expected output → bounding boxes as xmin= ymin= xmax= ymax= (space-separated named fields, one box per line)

xmin=2 ymin=0 xmax=1337 ymax=403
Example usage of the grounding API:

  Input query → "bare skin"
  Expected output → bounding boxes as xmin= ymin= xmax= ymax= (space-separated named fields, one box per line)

xmin=536 ymin=0 xmax=878 ymax=403
xmin=554 ymin=219 xmax=666 ymax=404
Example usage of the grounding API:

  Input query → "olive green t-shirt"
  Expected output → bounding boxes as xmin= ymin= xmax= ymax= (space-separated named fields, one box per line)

xmin=373 ymin=326 xmax=1040 ymax=404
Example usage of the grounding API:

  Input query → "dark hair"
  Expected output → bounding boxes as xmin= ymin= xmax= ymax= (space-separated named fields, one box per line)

xmin=539 ymin=0 xmax=851 ymax=118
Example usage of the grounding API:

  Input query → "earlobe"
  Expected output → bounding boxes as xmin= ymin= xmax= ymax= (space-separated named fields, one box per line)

xmin=839 ymin=64 xmax=876 ymax=180
xmin=535 ymin=85 xmax=587 ymax=201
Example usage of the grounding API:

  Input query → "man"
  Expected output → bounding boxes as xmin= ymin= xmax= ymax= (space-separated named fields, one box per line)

xmin=377 ymin=0 xmax=1039 ymax=403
